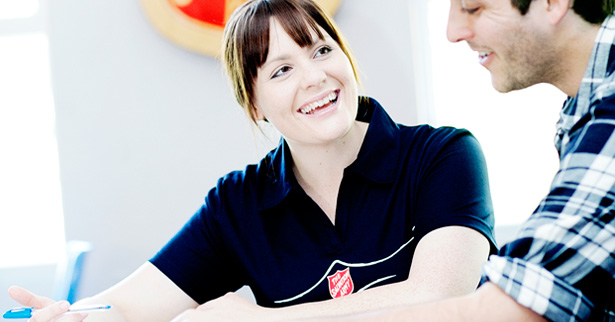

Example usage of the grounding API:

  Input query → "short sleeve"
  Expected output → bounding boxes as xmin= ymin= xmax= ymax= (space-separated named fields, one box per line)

xmin=149 ymin=182 xmax=245 ymax=304
xmin=412 ymin=129 xmax=497 ymax=253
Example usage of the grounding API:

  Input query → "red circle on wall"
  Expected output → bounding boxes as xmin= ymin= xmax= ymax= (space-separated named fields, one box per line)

xmin=139 ymin=0 xmax=344 ymax=57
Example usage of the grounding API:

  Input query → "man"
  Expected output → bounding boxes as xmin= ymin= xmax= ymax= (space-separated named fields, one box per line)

xmin=338 ymin=0 xmax=615 ymax=321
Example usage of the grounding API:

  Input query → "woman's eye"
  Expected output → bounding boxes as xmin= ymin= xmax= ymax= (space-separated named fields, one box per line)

xmin=315 ymin=46 xmax=332 ymax=58
xmin=272 ymin=66 xmax=292 ymax=79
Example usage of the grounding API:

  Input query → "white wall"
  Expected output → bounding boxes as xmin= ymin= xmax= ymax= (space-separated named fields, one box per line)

xmin=2 ymin=0 xmax=420 ymax=307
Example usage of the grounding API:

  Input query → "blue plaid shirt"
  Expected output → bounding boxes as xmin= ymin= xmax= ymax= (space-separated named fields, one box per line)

xmin=482 ymin=15 xmax=615 ymax=322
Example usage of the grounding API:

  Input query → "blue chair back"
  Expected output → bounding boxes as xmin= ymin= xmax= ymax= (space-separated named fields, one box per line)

xmin=52 ymin=240 xmax=93 ymax=303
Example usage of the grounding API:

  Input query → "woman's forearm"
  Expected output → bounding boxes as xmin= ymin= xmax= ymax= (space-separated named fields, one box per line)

xmin=268 ymin=226 xmax=490 ymax=321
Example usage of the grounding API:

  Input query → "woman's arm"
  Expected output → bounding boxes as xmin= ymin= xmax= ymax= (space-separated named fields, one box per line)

xmin=8 ymin=262 xmax=198 ymax=322
xmin=276 ymin=225 xmax=490 ymax=316
xmin=310 ymin=282 xmax=547 ymax=322
xmin=179 ymin=225 xmax=490 ymax=321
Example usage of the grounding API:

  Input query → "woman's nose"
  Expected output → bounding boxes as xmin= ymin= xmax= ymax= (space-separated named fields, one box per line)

xmin=301 ymin=64 xmax=327 ymax=90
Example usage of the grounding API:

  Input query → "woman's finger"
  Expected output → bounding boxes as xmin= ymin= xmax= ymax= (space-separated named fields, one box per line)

xmin=28 ymin=301 xmax=71 ymax=322
xmin=7 ymin=286 xmax=56 ymax=309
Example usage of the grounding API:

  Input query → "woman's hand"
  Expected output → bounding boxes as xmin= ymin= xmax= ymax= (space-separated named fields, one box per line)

xmin=8 ymin=286 xmax=88 ymax=322
xmin=171 ymin=292 xmax=275 ymax=322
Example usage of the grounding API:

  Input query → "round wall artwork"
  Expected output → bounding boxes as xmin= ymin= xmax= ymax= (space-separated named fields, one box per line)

xmin=139 ymin=0 xmax=343 ymax=57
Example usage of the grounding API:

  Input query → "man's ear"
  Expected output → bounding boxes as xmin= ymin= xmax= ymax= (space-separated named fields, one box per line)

xmin=545 ymin=0 xmax=571 ymax=24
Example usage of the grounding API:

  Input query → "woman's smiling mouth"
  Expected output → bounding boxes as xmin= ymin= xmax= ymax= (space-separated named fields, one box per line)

xmin=299 ymin=90 xmax=339 ymax=115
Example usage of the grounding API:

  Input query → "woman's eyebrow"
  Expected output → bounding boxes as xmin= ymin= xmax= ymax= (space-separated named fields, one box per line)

xmin=261 ymin=54 xmax=289 ymax=70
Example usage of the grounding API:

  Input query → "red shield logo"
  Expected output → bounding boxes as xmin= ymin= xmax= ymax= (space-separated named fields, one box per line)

xmin=327 ymin=268 xmax=354 ymax=298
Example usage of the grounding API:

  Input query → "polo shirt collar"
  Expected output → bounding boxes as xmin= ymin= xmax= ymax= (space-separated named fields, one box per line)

xmin=350 ymin=97 xmax=401 ymax=183
xmin=259 ymin=97 xmax=400 ymax=210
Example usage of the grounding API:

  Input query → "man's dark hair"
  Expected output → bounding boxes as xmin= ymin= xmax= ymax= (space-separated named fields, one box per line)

xmin=511 ymin=0 xmax=614 ymax=23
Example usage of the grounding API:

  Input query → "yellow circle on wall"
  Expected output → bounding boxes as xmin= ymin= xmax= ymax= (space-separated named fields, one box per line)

xmin=139 ymin=0 xmax=344 ymax=57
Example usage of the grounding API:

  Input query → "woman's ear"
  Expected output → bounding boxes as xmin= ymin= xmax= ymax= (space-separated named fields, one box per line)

xmin=251 ymin=105 xmax=266 ymax=122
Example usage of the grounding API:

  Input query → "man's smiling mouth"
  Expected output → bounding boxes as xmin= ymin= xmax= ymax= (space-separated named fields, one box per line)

xmin=479 ymin=51 xmax=491 ymax=64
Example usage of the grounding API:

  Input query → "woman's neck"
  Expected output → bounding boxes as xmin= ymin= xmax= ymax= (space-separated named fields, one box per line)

xmin=288 ymin=121 xmax=369 ymax=224
xmin=289 ymin=121 xmax=369 ymax=184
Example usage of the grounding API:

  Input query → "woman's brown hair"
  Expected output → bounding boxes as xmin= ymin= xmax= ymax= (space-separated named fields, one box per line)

xmin=222 ymin=0 xmax=361 ymax=123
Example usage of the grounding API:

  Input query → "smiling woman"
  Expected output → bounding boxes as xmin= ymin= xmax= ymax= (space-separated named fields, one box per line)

xmin=7 ymin=1 xmax=498 ymax=321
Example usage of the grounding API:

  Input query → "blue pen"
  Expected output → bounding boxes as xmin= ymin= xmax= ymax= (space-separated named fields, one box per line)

xmin=3 ymin=304 xmax=111 ymax=319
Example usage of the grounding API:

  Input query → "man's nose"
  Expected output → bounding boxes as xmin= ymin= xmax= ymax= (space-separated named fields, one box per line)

xmin=446 ymin=9 xmax=474 ymax=43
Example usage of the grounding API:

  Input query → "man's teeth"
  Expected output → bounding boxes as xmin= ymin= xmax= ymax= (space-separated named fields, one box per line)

xmin=300 ymin=92 xmax=338 ymax=114
xmin=478 ymin=52 xmax=490 ymax=63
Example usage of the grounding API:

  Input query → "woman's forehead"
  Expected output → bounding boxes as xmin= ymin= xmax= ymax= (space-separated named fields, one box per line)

xmin=268 ymin=17 xmax=325 ymax=43
xmin=260 ymin=19 xmax=321 ymax=66
xmin=271 ymin=16 xmax=328 ymax=46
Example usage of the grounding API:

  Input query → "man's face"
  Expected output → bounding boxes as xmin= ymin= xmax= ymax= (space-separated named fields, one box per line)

xmin=447 ymin=0 xmax=558 ymax=93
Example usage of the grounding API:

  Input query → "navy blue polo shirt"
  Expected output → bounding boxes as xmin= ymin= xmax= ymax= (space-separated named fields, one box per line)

xmin=150 ymin=97 xmax=496 ymax=307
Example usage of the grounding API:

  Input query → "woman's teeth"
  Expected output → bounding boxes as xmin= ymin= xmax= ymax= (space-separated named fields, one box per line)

xmin=479 ymin=51 xmax=490 ymax=63
xmin=300 ymin=92 xmax=338 ymax=115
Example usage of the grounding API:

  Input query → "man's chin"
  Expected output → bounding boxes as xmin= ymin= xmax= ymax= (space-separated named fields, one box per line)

xmin=491 ymin=77 xmax=530 ymax=94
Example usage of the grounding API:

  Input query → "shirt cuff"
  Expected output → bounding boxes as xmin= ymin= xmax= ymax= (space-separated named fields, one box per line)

xmin=482 ymin=255 xmax=594 ymax=321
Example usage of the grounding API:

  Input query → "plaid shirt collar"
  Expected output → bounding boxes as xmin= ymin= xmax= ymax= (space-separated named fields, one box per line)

xmin=555 ymin=15 xmax=615 ymax=153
